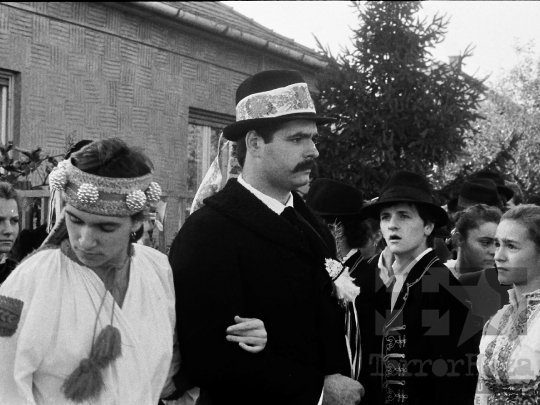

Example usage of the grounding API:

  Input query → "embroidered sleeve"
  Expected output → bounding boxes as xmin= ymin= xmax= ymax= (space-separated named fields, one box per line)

xmin=0 ymin=295 xmax=23 ymax=337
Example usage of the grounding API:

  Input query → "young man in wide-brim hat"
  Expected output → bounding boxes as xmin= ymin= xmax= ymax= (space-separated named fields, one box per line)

xmin=358 ymin=170 xmax=479 ymax=405
xmin=170 ymin=70 xmax=363 ymax=405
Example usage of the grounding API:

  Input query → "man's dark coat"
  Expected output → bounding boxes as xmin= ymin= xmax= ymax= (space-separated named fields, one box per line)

xmin=362 ymin=250 xmax=480 ymax=405
xmin=169 ymin=179 xmax=350 ymax=405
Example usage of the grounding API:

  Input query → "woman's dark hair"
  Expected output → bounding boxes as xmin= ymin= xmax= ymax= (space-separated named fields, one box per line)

xmin=72 ymin=138 xmax=153 ymax=222
xmin=502 ymin=204 xmax=540 ymax=250
xmin=0 ymin=182 xmax=20 ymax=208
xmin=235 ymin=124 xmax=281 ymax=167
xmin=455 ymin=204 xmax=502 ymax=240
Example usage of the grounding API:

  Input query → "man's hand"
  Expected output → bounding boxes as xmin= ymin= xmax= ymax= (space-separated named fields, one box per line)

xmin=226 ymin=316 xmax=267 ymax=353
xmin=322 ymin=374 xmax=364 ymax=405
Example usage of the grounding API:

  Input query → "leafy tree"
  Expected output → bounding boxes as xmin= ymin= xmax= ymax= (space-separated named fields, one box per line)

xmin=439 ymin=41 xmax=540 ymax=200
xmin=314 ymin=1 xmax=485 ymax=198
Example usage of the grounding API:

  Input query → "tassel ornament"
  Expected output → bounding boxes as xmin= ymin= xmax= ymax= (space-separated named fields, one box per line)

xmin=91 ymin=325 xmax=122 ymax=367
xmin=61 ymin=359 xmax=104 ymax=403
xmin=61 ymin=272 xmax=125 ymax=403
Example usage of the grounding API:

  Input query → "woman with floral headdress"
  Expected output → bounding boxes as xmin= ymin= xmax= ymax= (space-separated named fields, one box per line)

xmin=0 ymin=138 xmax=266 ymax=405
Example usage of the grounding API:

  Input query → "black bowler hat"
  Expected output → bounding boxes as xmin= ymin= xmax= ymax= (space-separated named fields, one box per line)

xmin=306 ymin=178 xmax=364 ymax=217
xmin=447 ymin=178 xmax=501 ymax=212
xmin=359 ymin=171 xmax=448 ymax=228
xmin=474 ymin=170 xmax=514 ymax=201
xmin=223 ymin=70 xmax=335 ymax=141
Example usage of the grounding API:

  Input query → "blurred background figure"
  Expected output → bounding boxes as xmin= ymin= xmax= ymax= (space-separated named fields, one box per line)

xmin=506 ymin=182 xmax=523 ymax=209
xmin=447 ymin=178 xmax=503 ymax=214
xmin=474 ymin=170 xmax=514 ymax=208
xmin=526 ymin=194 xmax=540 ymax=207
xmin=0 ymin=182 xmax=20 ymax=285
xmin=16 ymin=140 xmax=94 ymax=261
xmin=305 ymin=178 xmax=370 ymax=264
xmin=447 ymin=204 xmax=502 ymax=278
xmin=451 ymin=204 xmax=511 ymax=350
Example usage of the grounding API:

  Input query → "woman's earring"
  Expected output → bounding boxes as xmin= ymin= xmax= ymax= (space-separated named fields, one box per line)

xmin=130 ymin=232 xmax=137 ymax=242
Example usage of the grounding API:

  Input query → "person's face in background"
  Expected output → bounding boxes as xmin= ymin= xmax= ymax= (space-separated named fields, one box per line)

xmin=0 ymin=198 xmax=19 ymax=254
xmin=457 ymin=221 xmax=498 ymax=273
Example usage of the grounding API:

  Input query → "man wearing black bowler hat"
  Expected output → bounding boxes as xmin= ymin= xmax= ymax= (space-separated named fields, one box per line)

xmin=358 ymin=171 xmax=479 ymax=405
xmin=170 ymin=71 xmax=363 ymax=404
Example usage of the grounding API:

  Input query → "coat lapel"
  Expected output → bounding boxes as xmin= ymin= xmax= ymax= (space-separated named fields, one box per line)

xmin=204 ymin=179 xmax=325 ymax=260
xmin=390 ymin=250 xmax=440 ymax=316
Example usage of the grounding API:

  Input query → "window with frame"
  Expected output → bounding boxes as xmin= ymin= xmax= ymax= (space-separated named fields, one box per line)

xmin=0 ymin=70 xmax=16 ymax=146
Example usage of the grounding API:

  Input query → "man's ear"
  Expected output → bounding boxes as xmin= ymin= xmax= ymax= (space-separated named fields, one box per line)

xmin=424 ymin=221 xmax=435 ymax=236
xmin=245 ymin=130 xmax=262 ymax=157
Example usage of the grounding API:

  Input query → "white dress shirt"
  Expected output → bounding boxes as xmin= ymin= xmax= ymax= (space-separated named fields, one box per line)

xmin=378 ymin=247 xmax=433 ymax=311
xmin=237 ymin=175 xmax=293 ymax=213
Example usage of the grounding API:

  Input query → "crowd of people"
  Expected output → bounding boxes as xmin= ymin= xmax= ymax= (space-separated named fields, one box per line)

xmin=0 ymin=69 xmax=539 ymax=405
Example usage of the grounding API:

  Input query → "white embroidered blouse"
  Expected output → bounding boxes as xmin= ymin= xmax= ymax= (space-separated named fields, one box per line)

xmin=475 ymin=288 xmax=540 ymax=404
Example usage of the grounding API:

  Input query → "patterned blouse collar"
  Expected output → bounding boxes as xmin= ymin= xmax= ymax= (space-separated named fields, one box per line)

xmin=508 ymin=287 xmax=540 ymax=307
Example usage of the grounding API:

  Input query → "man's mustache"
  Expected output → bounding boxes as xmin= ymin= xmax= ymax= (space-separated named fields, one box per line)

xmin=293 ymin=159 xmax=316 ymax=173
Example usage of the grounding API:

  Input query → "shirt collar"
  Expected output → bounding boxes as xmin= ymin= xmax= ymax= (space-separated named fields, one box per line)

xmin=508 ymin=287 xmax=540 ymax=307
xmin=237 ymin=174 xmax=293 ymax=215
xmin=378 ymin=247 xmax=433 ymax=287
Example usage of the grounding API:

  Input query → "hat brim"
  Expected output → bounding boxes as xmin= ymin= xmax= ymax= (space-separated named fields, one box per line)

xmin=447 ymin=198 xmax=459 ymax=213
xmin=359 ymin=198 xmax=448 ymax=228
xmin=315 ymin=209 xmax=366 ymax=219
xmin=223 ymin=113 xmax=336 ymax=141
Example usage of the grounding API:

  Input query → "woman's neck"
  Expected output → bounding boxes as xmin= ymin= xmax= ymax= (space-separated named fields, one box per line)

xmin=513 ymin=277 xmax=540 ymax=307
xmin=456 ymin=253 xmax=482 ymax=276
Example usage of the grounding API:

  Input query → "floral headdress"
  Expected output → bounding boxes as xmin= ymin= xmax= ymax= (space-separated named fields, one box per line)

xmin=48 ymin=158 xmax=161 ymax=216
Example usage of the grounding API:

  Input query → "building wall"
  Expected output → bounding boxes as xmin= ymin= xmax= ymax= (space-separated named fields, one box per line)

xmin=0 ymin=2 xmax=320 ymax=246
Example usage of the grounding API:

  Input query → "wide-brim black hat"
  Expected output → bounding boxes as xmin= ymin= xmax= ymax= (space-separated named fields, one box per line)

xmin=359 ymin=171 xmax=448 ymax=228
xmin=474 ymin=170 xmax=514 ymax=201
xmin=306 ymin=178 xmax=364 ymax=217
xmin=223 ymin=70 xmax=335 ymax=141
xmin=447 ymin=178 xmax=501 ymax=212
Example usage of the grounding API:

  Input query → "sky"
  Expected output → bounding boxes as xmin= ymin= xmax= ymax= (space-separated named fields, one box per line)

xmin=221 ymin=1 xmax=540 ymax=85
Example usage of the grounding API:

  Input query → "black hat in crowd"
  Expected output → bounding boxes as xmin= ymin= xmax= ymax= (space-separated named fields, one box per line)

xmin=447 ymin=178 xmax=501 ymax=212
xmin=359 ymin=171 xmax=448 ymax=228
xmin=474 ymin=169 xmax=514 ymax=201
xmin=223 ymin=70 xmax=335 ymax=141
xmin=305 ymin=178 xmax=364 ymax=218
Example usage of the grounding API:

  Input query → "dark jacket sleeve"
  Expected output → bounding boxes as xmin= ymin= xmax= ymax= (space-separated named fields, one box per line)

xmin=169 ymin=209 xmax=324 ymax=404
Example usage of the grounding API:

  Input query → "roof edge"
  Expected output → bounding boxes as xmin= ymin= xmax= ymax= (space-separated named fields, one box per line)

xmin=127 ymin=1 xmax=327 ymax=69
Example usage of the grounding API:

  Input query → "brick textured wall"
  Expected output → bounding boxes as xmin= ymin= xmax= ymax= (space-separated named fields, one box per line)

xmin=0 ymin=2 xmax=320 ymax=247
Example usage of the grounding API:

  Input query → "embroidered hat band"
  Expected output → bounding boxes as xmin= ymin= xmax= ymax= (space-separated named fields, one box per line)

xmin=236 ymin=83 xmax=316 ymax=122
xmin=49 ymin=158 xmax=161 ymax=216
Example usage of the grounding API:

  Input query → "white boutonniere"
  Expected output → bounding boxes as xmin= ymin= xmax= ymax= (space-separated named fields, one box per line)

xmin=325 ymin=258 xmax=360 ymax=306
xmin=326 ymin=221 xmax=361 ymax=306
